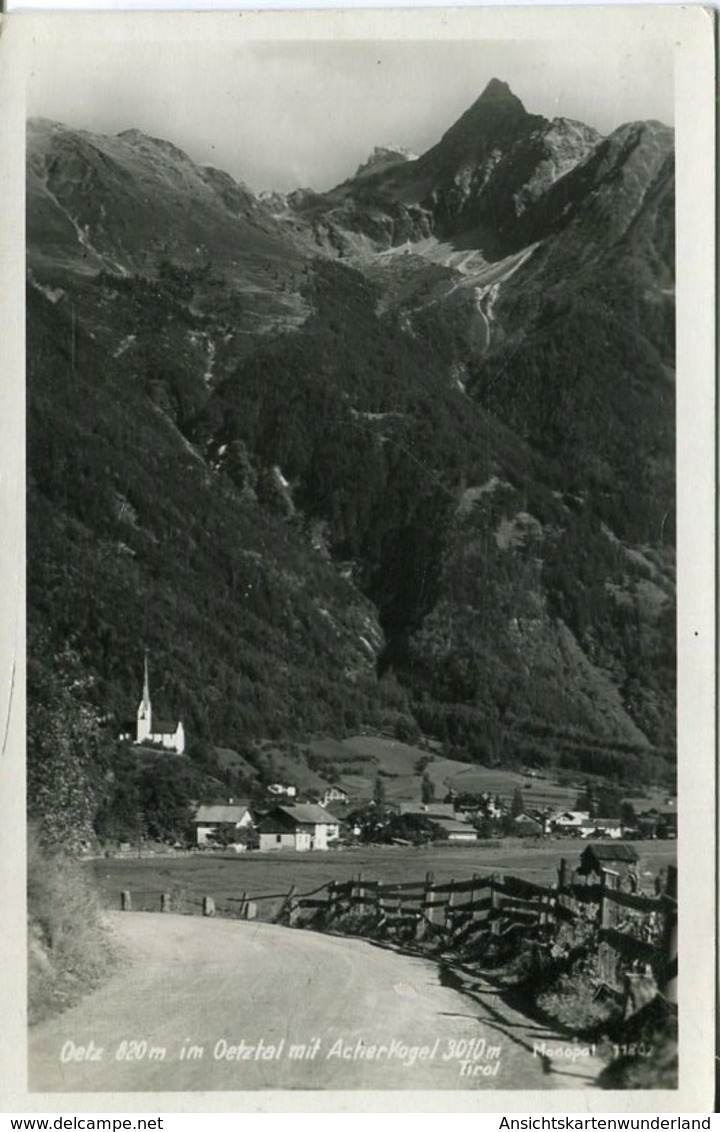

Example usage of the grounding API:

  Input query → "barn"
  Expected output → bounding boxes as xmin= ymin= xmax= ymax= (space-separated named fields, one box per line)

xmin=579 ymin=842 xmax=639 ymax=878
xmin=257 ymin=804 xmax=340 ymax=852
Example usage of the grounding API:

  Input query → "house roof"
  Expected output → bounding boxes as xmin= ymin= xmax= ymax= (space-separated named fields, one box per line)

xmin=580 ymin=842 xmax=639 ymax=863
xmin=399 ymin=803 xmax=459 ymax=821
xmin=579 ymin=817 xmax=622 ymax=828
xmin=194 ymin=804 xmax=252 ymax=824
xmin=274 ymin=803 xmax=339 ymax=825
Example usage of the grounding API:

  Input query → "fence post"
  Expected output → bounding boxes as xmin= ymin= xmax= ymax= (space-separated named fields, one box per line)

xmin=444 ymin=880 xmax=456 ymax=931
xmin=598 ymin=869 xmax=619 ymax=987
xmin=203 ymin=896 xmax=215 ymax=917
xmin=238 ymin=891 xmax=248 ymax=919
xmin=600 ymin=868 xmax=619 ymax=929
xmin=558 ymin=858 xmax=569 ymax=891
xmin=557 ymin=859 xmax=576 ymax=918
xmin=328 ymin=880 xmax=337 ymax=917
xmin=161 ymin=893 xmax=171 ymax=913
xmin=539 ymin=887 xmax=549 ymax=927
xmin=121 ymin=890 xmax=131 ymax=912
xmin=661 ymin=864 xmax=678 ymax=1004
xmin=425 ymin=871 xmax=441 ymax=926
xmin=490 ymin=874 xmax=503 ymax=935
xmin=469 ymin=873 xmax=479 ymax=923
xmin=278 ymin=884 xmax=297 ymax=924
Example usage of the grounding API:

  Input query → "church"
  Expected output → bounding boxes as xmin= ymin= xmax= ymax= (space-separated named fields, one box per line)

xmin=119 ymin=651 xmax=186 ymax=755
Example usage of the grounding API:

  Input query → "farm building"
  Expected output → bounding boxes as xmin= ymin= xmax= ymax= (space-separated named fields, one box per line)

xmin=634 ymin=806 xmax=677 ymax=839
xmin=428 ymin=818 xmax=478 ymax=843
xmin=193 ymin=803 xmax=254 ymax=847
xmin=258 ymin=804 xmax=340 ymax=851
xmin=578 ymin=817 xmax=623 ymax=839
xmin=578 ymin=842 xmax=639 ymax=879
xmin=267 ymin=783 xmax=297 ymax=798
xmin=399 ymin=803 xmax=463 ymax=822
xmin=319 ymin=786 xmax=349 ymax=806
xmin=550 ymin=810 xmax=590 ymax=832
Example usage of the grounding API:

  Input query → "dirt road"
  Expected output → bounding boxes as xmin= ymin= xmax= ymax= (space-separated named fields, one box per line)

xmin=29 ymin=913 xmax=599 ymax=1092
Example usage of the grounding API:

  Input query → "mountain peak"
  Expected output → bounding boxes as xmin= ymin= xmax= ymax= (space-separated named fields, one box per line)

xmin=478 ymin=78 xmax=515 ymax=102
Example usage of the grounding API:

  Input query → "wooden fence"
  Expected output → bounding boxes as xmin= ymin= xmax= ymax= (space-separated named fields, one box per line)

xmin=119 ymin=859 xmax=677 ymax=1003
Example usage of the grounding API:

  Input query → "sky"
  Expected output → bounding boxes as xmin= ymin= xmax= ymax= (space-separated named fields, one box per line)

xmin=26 ymin=33 xmax=674 ymax=193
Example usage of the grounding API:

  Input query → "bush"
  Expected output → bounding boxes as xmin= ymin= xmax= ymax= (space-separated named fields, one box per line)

xmin=27 ymin=827 xmax=119 ymax=1024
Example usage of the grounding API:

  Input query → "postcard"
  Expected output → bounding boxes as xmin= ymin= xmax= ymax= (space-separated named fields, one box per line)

xmin=0 ymin=4 xmax=715 ymax=1115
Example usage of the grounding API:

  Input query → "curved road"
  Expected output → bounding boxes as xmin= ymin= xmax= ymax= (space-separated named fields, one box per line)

xmin=29 ymin=913 xmax=598 ymax=1092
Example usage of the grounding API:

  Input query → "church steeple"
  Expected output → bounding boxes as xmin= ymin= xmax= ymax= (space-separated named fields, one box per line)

xmin=136 ymin=648 xmax=152 ymax=742
xmin=142 ymin=649 xmax=150 ymax=709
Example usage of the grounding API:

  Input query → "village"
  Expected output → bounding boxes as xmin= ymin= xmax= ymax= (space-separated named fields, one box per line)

xmin=116 ymin=653 xmax=677 ymax=859
xmin=189 ymin=792 xmax=677 ymax=855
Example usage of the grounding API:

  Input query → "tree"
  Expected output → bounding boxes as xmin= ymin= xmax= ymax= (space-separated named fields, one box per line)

xmin=597 ymin=784 xmax=623 ymax=817
xmin=576 ymin=780 xmax=598 ymax=816
xmin=136 ymin=762 xmax=195 ymax=843
xmin=373 ymin=774 xmax=386 ymax=806
xmin=474 ymin=815 xmax=496 ymax=839
xmin=27 ymin=636 xmax=102 ymax=851
xmin=511 ymin=787 xmax=525 ymax=817
xmin=621 ymin=801 xmax=637 ymax=827
xmin=421 ymin=772 xmax=435 ymax=804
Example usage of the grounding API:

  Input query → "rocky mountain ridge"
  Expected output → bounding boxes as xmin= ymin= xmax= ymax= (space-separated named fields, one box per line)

xmin=26 ymin=79 xmax=676 ymax=820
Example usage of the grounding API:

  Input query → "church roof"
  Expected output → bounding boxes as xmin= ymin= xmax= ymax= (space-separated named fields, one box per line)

xmin=152 ymin=719 xmax=182 ymax=734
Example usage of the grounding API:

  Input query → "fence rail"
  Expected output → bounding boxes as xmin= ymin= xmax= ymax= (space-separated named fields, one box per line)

xmin=118 ymin=857 xmax=677 ymax=1004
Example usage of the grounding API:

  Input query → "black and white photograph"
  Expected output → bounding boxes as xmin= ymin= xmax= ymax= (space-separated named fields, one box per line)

xmin=0 ymin=4 xmax=715 ymax=1112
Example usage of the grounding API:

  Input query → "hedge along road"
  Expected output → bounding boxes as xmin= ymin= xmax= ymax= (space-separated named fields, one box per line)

xmin=28 ymin=912 xmax=600 ymax=1093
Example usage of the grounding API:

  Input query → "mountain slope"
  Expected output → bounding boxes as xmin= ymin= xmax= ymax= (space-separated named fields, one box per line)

xmin=26 ymin=80 xmax=677 ymax=837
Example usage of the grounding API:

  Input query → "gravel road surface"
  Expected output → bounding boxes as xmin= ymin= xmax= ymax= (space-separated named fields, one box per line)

xmin=29 ymin=913 xmax=599 ymax=1092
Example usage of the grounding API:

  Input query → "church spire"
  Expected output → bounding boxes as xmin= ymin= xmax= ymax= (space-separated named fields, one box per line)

xmin=142 ymin=648 xmax=150 ymax=711
xmin=137 ymin=648 xmax=152 ymax=742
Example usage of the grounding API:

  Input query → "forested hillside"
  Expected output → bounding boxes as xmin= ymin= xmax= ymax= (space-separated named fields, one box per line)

xmin=26 ymin=81 xmax=676 ymax=845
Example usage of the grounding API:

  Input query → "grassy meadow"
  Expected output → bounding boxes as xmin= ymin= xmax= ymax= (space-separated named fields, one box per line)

xmin=307 ymin=734 xmax=589 ymax=809
xmin=90 ymin=839 xmax=677 ymax=920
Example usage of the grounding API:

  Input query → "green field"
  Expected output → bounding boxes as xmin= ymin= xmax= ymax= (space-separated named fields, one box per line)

xmin=309 ymin=734 xmax=585 ymax=809
xmin=90 ymin=840 xmax=676 ymax=918
xmin=306 ymin=735 xmax=674 ymax=814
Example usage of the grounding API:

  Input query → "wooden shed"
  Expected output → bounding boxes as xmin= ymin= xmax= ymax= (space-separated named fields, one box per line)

xmin=579 ymin=842 xmax=639 ymax=877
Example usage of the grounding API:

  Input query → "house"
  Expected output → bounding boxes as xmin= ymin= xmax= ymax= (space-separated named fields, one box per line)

xmin=267 ymin=783 xmax=297 ymax=798
xmin=257 ymin=804 xmax=340 ymax=852
xmin=193 ymin=802 xmax=254 ymax=847
xmin=319 ymin=786 xmax=349 ymax=807
xmin=633 ymin=804 xmax=677 ymax=839
xmin=428 ymin=818 xmax=478 ymax=843
xmin=118 ymin=651 xmax=185 ymax=755
xmin=550 ymin=810 xmax=590 ymax=833
xmin=578 ymin=817 xmax=623 ymax=840
xmin=579 ymin=842 xmax=639 ymax=879
xmin=399 ymin=802 xmax=463 ymax=822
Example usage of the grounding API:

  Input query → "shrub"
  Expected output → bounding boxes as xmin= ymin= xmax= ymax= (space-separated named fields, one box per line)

xmin=27 ymin=827 xmax=119 ymax=1024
